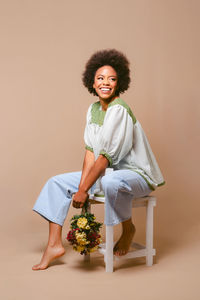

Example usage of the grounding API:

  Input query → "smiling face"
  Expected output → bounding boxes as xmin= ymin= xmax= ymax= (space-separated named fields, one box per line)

xmin=93 ymin=65 xmax=118 ymax=103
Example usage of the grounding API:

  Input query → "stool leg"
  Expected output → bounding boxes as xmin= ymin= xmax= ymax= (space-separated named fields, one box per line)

xmin=146 ymin=200 xmax=154 ymax=266
xmin=105 ymin=225 xmax=114 ymax=272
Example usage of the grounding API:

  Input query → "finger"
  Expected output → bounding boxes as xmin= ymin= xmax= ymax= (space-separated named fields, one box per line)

xmin=72 ymin=201 xmax=79 ymax=208
xmin=73 ymin=201 xmax=81 ymax=209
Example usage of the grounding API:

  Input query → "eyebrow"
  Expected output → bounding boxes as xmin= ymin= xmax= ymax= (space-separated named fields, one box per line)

xmin=96 ymin=74 xmax=117 ymax=77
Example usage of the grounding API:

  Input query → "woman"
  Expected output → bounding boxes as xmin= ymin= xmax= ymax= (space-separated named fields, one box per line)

xmin=32 ymin=49 xmax=164 ymax=270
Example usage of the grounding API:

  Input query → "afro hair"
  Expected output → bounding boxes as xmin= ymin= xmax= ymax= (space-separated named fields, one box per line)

xmin=82 ymin=49 xmax=131 ymax=96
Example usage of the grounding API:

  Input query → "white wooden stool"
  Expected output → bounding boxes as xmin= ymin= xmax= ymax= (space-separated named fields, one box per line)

xmin=83 ymin=194 xmax=157 ymax=272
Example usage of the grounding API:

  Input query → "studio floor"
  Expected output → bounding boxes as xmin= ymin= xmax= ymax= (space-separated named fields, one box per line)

xmin=1 ymin=211 xmax=200 ymax=300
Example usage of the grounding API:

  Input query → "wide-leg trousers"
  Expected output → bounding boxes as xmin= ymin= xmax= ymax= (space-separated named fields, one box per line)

xmin=32 ymin=170 xmax=152 ymax=226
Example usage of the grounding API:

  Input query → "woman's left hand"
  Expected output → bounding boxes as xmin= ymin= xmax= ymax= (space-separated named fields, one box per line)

xmin=72 ymin=190 xmax=89 ymax=209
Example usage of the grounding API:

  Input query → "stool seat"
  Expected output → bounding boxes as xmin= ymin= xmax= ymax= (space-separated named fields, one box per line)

xmin=83 ymin=194 xmax=157 ymax=272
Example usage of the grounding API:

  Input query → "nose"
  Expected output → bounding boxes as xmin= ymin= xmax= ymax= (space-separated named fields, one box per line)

xmin=102 ymin=78 xmax=109 ymax=85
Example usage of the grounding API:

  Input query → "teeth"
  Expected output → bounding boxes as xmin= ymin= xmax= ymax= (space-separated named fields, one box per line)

xmin=101 ymin=88 xmax=110 ymax=91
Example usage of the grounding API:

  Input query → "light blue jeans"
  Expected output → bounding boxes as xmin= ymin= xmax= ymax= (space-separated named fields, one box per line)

xmin=32 ymin=170 xmax=152 ymax=226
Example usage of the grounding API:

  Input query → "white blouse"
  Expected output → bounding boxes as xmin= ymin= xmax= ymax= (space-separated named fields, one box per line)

xmin=84 ymin=98 xmax=165 ymax=190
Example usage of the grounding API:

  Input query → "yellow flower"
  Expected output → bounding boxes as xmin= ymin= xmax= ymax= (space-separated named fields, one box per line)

xmin=97 ymin=238 xmax=102 ymax=244
xmin=74 ymin=245 xmax=85 ymax=252
xmin=85 ymin=225 xmax=90 ymax=230
xmin=89 ymin=245 xmax=99 ymax=253
xmin=75 ymin=231 xmax=89 ymax=245
xmin=77 ymin=217 xmax=88 ymax=229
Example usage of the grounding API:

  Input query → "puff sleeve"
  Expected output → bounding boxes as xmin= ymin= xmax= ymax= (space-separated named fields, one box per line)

xmin=84 ymin=104 xmax=94 ymax=152
xmin=98 ymin=105 xmax=134 ymax=166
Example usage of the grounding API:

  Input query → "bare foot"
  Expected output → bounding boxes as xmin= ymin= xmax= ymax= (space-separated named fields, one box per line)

xmin=32 ymin=245 xmax=65 ymax=270
xmin=113 ymin=223 xmax=136 ymax=256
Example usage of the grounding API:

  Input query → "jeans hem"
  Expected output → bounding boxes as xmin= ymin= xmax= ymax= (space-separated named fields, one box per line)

xmin=32 ymin=208 xmax=64 ymax=226
xmin=104 ymin=215 xmax=132 ymax=226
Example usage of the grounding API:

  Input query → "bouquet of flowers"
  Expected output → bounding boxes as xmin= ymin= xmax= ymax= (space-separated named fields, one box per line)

xmin=66 ymin=200 xmax=103 ymax=255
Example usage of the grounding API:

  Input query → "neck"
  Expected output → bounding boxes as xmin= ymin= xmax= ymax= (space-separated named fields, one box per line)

xmin=99 ymin=96 xmax=118 ymax=111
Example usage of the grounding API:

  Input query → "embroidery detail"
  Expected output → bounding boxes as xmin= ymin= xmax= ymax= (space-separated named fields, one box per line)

xmin=90 ymin=98 xmax=137 ymax=126
xmin=85 ymin=145 xmax=94 ymax=152
xmin=91 ymin=102 xmax=106 ymax=126
xmin=108 ymin=98 xmax=137 ymax=124
xmin=99 ymin=150 xmax=113 ymax=166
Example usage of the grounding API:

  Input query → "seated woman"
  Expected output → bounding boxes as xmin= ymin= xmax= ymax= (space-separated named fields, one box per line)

xmin=32 ymin=49 xmax=164 ymax=270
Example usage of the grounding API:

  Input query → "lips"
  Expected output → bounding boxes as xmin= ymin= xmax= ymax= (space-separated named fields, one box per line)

xmin=100 ymin=87 xmax=111 ymax=92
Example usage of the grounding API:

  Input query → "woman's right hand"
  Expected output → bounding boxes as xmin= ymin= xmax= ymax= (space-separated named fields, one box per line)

xmin=72 ymin=190 xmax=89 ymax=209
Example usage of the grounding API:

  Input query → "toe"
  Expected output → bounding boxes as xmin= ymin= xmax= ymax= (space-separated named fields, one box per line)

xmin=39 ymin=265 xmax=48 ymax=270
xmin=32 ymin=264 xmax=40 ymax=270
xmin=32 ymin=264 xmax=48 ymax=271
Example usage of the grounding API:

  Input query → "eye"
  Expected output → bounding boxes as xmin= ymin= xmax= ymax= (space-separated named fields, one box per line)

xmin=110 ymin=78 xmax=117 ymax=81
xmin=97 ymin=76 xmax=103 ymax=80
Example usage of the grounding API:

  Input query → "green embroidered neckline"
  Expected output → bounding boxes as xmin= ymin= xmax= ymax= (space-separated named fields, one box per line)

xmin=91 ymin=102 xmax=106 ymax=126
xmin=90 ymin=98 xmax=137 ymax=126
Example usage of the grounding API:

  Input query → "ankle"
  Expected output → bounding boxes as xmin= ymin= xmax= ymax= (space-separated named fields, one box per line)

xmin=122 ymin=222 xmax=135 ymax=233
xmin=47 ymin=241 xmax=63 ymax=248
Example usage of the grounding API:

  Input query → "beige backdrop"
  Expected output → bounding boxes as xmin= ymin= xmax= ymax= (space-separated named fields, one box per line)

xmin=1 ymin=0 xmax=200 ymax=299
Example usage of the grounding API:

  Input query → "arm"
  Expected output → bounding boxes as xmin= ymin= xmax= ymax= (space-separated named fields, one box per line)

xmin=72 ymin=154 xmax=108 ymax=208
xmin=79 ymin=149 xmax=95 ymax=188
xmin=73 ymin=104 xmax=133 ymax=208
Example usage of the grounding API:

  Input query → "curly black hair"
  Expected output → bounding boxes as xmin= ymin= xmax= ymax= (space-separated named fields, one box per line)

xmin=82 ymin=49 xmax=131 ymax=96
